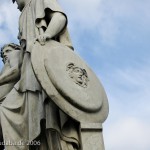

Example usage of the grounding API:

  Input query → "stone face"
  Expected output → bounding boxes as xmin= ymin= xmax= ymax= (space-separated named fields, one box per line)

xmin=0 ymin=0 xmax=109 ymax=149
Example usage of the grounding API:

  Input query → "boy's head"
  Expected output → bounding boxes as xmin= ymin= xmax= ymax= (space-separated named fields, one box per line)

xmin=1 ymin=43 xmax=21 ymax=63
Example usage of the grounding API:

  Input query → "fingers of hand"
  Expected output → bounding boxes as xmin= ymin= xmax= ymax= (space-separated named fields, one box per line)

xmin=36 ymin=34 xmax=51 ymax=45
xmin=38 ymin=35 xmax=46 ymax=45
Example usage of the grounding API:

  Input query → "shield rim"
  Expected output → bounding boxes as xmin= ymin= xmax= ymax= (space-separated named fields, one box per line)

xmin=31 ymin=40 xmax=109 ymax=123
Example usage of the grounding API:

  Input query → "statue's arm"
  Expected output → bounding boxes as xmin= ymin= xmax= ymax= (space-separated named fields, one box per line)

xmin=45 ymin=11 xmax=66 ymax=38
xmin=37 ymin=11 xmax=67 ymax=45
xmin=0 ymin=51 xmax=22 ymax=85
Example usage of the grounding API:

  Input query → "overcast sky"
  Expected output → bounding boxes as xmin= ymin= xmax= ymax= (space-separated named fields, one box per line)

xmin=0 ymin=0 xmax=150 ymax=150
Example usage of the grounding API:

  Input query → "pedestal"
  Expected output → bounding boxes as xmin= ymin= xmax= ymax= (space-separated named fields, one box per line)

xmin=81 ymin=123 xmax=105 ymax=150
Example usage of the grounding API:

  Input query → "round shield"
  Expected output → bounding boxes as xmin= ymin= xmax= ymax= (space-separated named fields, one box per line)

xmin=31 ymin=40 xmax=109 ymax=123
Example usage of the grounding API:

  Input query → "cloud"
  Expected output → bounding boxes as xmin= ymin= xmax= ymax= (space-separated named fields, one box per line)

xmin=0 ymin=2 xmax=20 ymax=68
xmin=1 ymin=0 xmax=150 ymax=47
xmin=0 ymin=2 xmax=20 ymax=44
xmin=59 ymin=0 xmax=103 ymax=28
xmin=104 ymin=117 xmax=150 ymax=150
xmin=101 ymin=60 xmax=150 ymax=112
xmin=100 ymin=62 xmax=150 ymax=150
xmin=59 ymin=0 xmax=150 ymax=46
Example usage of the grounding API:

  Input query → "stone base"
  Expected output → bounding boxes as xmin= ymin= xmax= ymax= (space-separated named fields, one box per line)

xmin=80 ymin=123 xmax=105 ymax=150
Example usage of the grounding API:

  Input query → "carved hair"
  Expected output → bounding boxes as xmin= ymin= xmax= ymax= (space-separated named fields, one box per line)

xmin=66 ymin=63 xmax=88 ymax=78
xmin=1 ymin=43 xmax=21 ymax=59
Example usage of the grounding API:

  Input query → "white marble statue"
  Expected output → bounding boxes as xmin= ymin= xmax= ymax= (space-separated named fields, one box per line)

xmin=0 ymin=0 xmax=109 ymax=149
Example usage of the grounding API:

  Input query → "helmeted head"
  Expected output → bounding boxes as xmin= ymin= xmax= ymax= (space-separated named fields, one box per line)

xmin=1 ymin=43 xmax=21 ymax=63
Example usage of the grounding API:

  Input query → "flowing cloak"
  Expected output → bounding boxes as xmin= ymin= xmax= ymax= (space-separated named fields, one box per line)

xmin=1 ymin=0 xmax=80 ymax=149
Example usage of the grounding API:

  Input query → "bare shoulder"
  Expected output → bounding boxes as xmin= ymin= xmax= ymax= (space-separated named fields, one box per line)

xmin=9 ymin=50 xmax=23 ymax=68
xmin=0 ymin=62 xmax=11 ymax=74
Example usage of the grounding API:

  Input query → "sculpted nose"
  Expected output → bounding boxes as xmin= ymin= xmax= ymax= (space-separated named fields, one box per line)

xmin=3 ymin=53 xmax=7 ymax=59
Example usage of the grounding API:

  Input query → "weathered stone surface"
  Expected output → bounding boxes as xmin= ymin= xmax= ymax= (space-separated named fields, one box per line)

xmin=31 ymin=40 xmax=109 ymax=123
xmin=0 ymin=0 xmax=109 ymax=149
xmin=81 ymin=129 xmax=105 ymax=150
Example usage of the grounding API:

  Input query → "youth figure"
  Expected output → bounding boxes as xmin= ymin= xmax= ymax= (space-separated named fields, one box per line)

xmin=0 ymin=43 xmax=22 ymax=150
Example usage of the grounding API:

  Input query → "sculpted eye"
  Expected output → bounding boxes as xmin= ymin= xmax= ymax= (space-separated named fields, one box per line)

xmin=6 ymin=49 xmax=11 ymax=53
xmin=74 ymin=69 xmax=80 ymax=72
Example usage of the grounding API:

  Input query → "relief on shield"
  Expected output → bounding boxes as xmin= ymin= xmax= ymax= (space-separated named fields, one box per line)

xmin=66 ymin=63 xmax=89 ymax=88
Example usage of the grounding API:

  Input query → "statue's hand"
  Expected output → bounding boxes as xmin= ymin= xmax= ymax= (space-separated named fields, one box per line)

xmin=36 ymin=33 xmax=51 ymax=46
